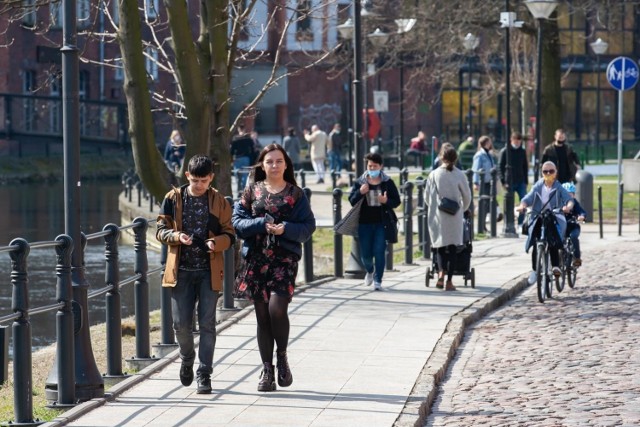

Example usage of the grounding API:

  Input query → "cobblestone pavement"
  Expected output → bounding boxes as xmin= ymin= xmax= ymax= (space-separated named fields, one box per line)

xmin=426 ymin=240 xmax=640 ymax=426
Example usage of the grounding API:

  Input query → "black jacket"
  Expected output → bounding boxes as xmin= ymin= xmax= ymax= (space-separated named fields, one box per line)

xmin=498 ymin=145 xmax=528 ymax=187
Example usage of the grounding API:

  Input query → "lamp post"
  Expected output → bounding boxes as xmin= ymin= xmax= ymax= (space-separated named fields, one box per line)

xmin=394 ymin=19 xmax=416 ymax=161
xmin=525 ymin=0 xmax=559 ymax=181
xmin=590 ymin=37 xmax=608 ymax=154
xmin=463 ymin=33 xmax=479 ymax=138
xmin=500 ymin=4 xmax=523 ymax=237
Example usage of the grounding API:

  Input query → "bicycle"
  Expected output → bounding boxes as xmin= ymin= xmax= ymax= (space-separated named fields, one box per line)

xmin=525 ymin=207 xmax=563 ymax=303
xmin=558 ymin=217 xmax=581 ymax=290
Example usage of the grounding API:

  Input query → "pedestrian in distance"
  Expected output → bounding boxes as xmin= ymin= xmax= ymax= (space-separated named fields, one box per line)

xmin=541 ymin=128 xmax=581 ymax=183
xmin=456 ymin=135 xmax=475 ymax=170
xmin=472 ymin=135 xmax=502 ymax=231
xmin=232 ymin=144 xmax=316 ymax=392
xmin=231 ymin=125 xmax=257 ymax=189
xmin=561 ymin=182 xmax=587 ymax=267
xmin=282 ymin=127 xmax=301 ymax=170
xmin=424 ymin=143 xmax=472 ymax=291
xmin=156 ymin=154 xmax=236 ymax=394
xmin=499 ymin=131 xmax=529 ymax=226
xmin=348 ymin=152 xmax=401 ymax=291
xmin=515 ymin=160 xmax=574 ymax=285
xmin=164 ymin=129 xmax=186 ymax=173
xmin=303 ymin=124 xmax=328 ymax=184
xmin=328 ymin=123 xmax=343 ymax=173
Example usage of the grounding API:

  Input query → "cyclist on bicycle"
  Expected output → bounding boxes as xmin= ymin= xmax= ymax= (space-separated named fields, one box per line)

xmin=515 ymin=161 xmax=574 ymax=285
xmin=561 ymin=182 xmax=587 ymax=267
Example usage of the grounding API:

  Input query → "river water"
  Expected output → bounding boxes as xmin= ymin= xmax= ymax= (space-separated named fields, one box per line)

xmin=0 ymin=180 xmax=162 ymax=349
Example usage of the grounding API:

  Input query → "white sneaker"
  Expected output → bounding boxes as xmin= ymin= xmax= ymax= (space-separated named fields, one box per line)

xmin=527 ymin=271 xmax=537 ymax=285
xmin=373 ymin=281 xmax=382 ymax=291
xmin=364 ymin=272 xmax=374 ymax=286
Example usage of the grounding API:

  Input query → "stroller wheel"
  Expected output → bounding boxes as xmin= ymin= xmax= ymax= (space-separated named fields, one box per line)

xmin=426 ymin=267 xmax=431 ymax=287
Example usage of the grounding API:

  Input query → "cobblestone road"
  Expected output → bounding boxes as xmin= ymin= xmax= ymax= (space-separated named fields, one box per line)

xmin=426 ymin=240 xmax=640 ymax=426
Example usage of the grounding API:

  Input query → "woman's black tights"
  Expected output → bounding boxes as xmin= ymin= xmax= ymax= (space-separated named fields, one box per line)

xmin=254 ymin=295 xmax=290 ymax=363
xmin=436 ymin=245 xmax=457 ymax=281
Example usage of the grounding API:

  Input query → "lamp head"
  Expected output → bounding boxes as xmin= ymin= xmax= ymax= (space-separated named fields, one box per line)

xmin=525 ymin=0 xmax=559 ymax=20
xmin=590 ymin=37 xmax=609 ymax=56
xmin=463 ymin=33 xmax=479 ymax=51
xmin=337 ymin=17 xmax=354 ymax=39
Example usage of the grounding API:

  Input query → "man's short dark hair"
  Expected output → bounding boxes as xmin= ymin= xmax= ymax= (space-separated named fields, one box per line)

xmin=187 ymin=155 xmax=213 ymax=177
xmin=364 ymin=152 xmax=383 ymax=165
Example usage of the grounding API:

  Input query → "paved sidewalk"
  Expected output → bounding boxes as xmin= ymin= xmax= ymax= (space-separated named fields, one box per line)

xmin=43 ymin=223 xmax=636 ymax=427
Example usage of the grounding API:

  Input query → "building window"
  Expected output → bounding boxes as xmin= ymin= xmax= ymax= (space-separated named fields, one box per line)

xmin=296 ymin=0 xmax=313 ymax=42
xmin=145 ymin=0 xmax=159 ymax=19
xmin=22 ymin=70 xmax=36 ymax=131
xmin=145 ymin=48 xmax=159 ymax=81
xmin=50 ymin=1 xmax=62 ymax=29
xmin=77 ymin=0 xmax=90 ymax=29
xmin=22 ymin=0 xmax=36 ymax=27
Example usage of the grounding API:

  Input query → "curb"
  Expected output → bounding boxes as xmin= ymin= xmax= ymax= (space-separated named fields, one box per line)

xmin=394 ymin=274 xmax=530 ymax=427
xmin=42 ymin=276 xmax=336 ymax=427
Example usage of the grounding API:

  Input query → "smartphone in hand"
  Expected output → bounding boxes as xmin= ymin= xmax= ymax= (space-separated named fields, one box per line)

xmin=264 ymin=213 xmax=275 ymax=224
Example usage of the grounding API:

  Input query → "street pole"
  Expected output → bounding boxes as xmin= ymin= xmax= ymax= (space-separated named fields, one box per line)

xmin=45 ymin=0 xmax=104 ymax=403
xmin=468 ymin=59 xmax=473 ymax=138
xmin=595 ymin=54 xmax=601 ymax=152
xmin=533 ymin=19 xmax=543 ymax=181
xmin=502 ymin=2 xmax=516 ymax=236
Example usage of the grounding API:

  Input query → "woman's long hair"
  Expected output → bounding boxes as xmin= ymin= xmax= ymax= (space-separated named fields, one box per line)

xmin=438 ymin=142 xmax=458 ymax=171
xmin=250 ymin=143 xmax=298 ymax=186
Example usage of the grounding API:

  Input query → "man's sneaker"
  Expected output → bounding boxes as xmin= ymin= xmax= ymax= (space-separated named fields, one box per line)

xmin=552 ymin=267 xmax=561 ymax=277
xmin=179 ymin=362 xmax=194 ymax=387
xmin=196 ymin=374 xmax=212 ymax=394
xmin=527 ymin=271 xmax=537 ymax=285
xmin=373 ymin=281 xmax=382 ymax=291
xmin=364 ymin=272 xmax=374 ymax=286
xmin=573 ymin=258 xmax=582 ymax=267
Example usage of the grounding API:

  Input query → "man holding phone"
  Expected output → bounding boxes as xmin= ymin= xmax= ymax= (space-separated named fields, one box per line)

xmin=156 ymin=155 xmax=236 ymax=394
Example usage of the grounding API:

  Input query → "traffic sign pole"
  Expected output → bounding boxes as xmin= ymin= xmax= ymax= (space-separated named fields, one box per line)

xmin=606 ymin=56 xmax=639 ymax=235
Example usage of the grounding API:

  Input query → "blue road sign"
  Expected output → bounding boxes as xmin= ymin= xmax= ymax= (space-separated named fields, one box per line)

xmin=606 ymin=56 xmax=639 ymax=91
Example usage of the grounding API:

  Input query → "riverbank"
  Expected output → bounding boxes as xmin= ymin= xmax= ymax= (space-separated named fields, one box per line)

xmin=0 ymin=152 xmax=134 ymax=184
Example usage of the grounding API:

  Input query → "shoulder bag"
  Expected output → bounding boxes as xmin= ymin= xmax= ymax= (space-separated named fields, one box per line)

xmin=432 ymin=177 xmax=460 ymax=215
xmin=334 ymin=198 xmax=364 ymax=237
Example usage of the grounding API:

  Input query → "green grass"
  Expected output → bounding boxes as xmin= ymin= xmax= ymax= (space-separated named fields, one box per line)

xmin=594 ymin=182 xmax=639 ymax=222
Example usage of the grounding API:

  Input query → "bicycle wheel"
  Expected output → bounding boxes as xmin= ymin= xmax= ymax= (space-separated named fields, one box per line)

xmin=556 ymin=247 xmax=566 ymax=293
xmin=536 ymin=243 xmax=547 ymax=303
xmin=545 ymin=248 xmax=553 ymax=299
xmin=565 ymin=240 xmax=578 ymax=289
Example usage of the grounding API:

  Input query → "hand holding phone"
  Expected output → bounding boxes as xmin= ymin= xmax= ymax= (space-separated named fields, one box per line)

xmin=264 ymin=213 xmax=275 ymax=224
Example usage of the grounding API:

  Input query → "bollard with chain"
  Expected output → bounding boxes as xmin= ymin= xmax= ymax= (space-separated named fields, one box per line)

xmin=132 ymin=217 xmax=151 ymax=360
xmin=303 ymin=188 xmax=314 ymax=283
xmin=223 ymin=196 xmax=237 ymax=310
xmin=333 ymin=188 xmax=344 ymax=277
xmin=476 ymin=168 xmax=485 ymax=235
xmin=465 ymin=169 xmax=475 ymax=241
xmin=490 ymin=167 xmax=498 ymax=238
xmin=299 ymin=169 xmax=306 ymax=188
xmin=103 ymin=224 xmax=125 ymax=379
xmin=403 ymin=182 xmax=414 ymax=265
xmin=54 ymin=234 xmax=75 ymax=406
xmin=415 ymin=177 xmax=426 ymax=258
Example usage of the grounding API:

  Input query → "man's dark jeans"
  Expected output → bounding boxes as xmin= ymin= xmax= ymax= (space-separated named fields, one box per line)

xmin=172 ymin=270 xmax=219 ymax=377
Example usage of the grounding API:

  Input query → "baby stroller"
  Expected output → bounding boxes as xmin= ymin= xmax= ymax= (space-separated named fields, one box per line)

xmin=425 ymin=213 xmax=475 ymax=288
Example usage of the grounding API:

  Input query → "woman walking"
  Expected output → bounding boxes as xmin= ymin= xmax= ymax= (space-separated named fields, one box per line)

xmin=232 ymin=144 xmax=316 ymax=392
xmin=425 ymin=143 xmax=472 ymax=291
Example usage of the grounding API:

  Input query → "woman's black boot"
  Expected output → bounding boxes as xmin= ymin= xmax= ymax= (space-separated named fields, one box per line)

xmin=276 ymin=350 xmax=293 ymax=387
xmin=257 ymin=362 xmax=276 ymax=392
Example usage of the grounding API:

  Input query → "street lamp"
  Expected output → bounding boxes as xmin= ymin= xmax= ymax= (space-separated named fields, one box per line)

xmin=525 ymin=0 xmax=559 ymax=181
xmin=500 ymin=5 xmax=523 ymax=237
xmin=590 ymin=37 xmax=608 ymax=154
xmin=463 ymin=33 xmax=479 ymax=138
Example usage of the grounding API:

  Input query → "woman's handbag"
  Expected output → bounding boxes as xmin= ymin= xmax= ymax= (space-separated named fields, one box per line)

xmin=432 ymin=178 xmax=460 ymax=215
xmin=334 ymin=198 xmax=364 ymax=237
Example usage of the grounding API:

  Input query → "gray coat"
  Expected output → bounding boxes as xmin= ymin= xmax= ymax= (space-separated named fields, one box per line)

xmin=425 ymin=166 xmax=472 ymax=248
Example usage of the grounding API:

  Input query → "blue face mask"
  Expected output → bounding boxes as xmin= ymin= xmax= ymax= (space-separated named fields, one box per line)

xmin=368 ymin=169 xmax=381 ymax=178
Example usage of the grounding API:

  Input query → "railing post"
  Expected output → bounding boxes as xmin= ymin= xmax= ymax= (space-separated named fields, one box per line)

xmin=136 ymin=180 xmax=143 ymax=208
xmin=465 ymin=169 xmax=475 ymax=241
xmin=303 ymin=188 xmax=314 ymax=283
xmin=403 ymin=182 xmax=414 ymax=265
xmin=476 ymin=169 xmax=485 ymax=235
xmin=158 ymin=244 xmax=175 ymax=345
xmin=222 ymin=196 xmax=237 ymax=310
xmin=9 ymin=238 xmax=35 ymax=424
xmin=53 ymin=234 xmax=75 ymax=407
xmin=299 ymin=169 xmax=306 ymax=188
xmin=103 ymin=224 xmax=125 ymax=379
xmin=127 ymin=177 xmax=133 ymax=202
xmin=490 ymin=167 xmax=498 ymax=238
xmin=598 ymin=186 xmax=603 ymax=239
xmin=400 ymin=168 xmax=409 ymax=191
xmin=132 ymin=217 xmax=151 ymax=360
xmin=331 ymin=170 xmax=338 ymax=189
xmin=415 ymin=177 xmax=426 ymax=258
xmin=333 ymin=188 xmax=343 ymax=277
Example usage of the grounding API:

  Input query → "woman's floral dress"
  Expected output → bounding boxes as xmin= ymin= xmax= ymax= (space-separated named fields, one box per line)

xmin=234 ymin=181 xmax=302 ymax=303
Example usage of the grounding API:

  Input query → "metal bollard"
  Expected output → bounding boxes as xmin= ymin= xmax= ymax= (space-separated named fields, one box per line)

xmin=465 ymin=169 xmax=475 ymax=241
xmin=300 ymin=169 xmax=306 ymax=188
xmin=618 ymin=183 xmax=624 ymax=237
xmin=136 ymin=181 xmax=143 ymax=208
xmin=598 ymin=186 xmax=603 ymax=239
xmin=490 ymin=167 xmax=498 ymax=238
xmin=303 ymin=188 xmax=314 ymax=283
xmin=127 ymin=177 xmax=133 ymax=202
xmin=415 ymin=177 xmax=425 ymax=258
xmin=331 ymin=170 xmax=338 ymax=189
xmin=9 ymin=238 xmax=35 ymax=424
xmin=403 ymin=182 xmax=414 ymax=265
xmin=132 ymin=217 xmax=151 ymax=360
xmin=400 ymin=168 xmax=409 ymax=191
xmin=476 ymin=169 xmax=485 ymax=235
xmin=333 ymin=188 xmax=344 ymax=277
xmin=103 ymin=224 xmax=124 ymax=378
xmin=159 ymin=244 xmax=175 ymax=345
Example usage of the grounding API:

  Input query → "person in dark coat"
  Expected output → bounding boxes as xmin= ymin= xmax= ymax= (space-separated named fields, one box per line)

xmin=499 ymin=131 xmax=529 ymax=226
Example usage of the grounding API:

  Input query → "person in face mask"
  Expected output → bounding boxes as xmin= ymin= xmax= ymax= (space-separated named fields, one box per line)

xmin=348 ymin=153 xmax=401 ymax=291
xmin=472 ymin=135 xmax=502 ymax=232
xmin=515 ymin=161 xmax=574 ymax=285
xmin=541 ymin=128 xmax=581 ymax=183
xmin=498 ymin=131 xmax=529 ymax=227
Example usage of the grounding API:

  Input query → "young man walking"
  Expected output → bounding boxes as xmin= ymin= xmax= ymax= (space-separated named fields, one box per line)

xmin=156 ymin=155 xmax=236 ymax=394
